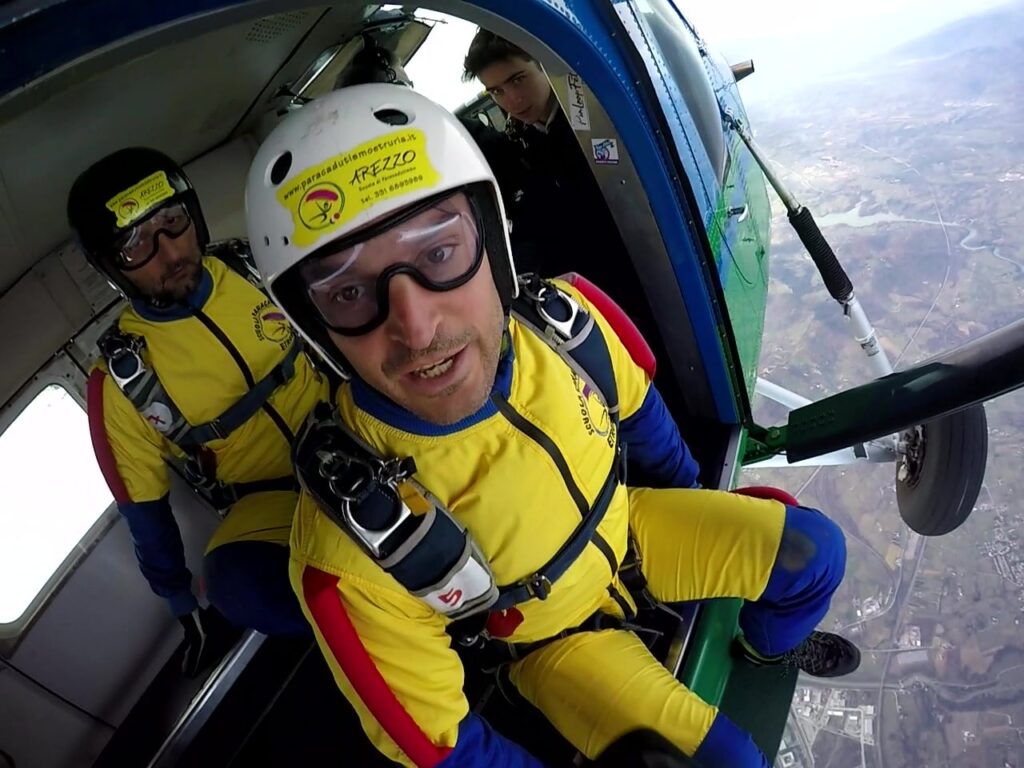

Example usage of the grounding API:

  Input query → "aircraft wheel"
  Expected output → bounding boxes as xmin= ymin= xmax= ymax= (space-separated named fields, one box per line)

xmin=895 ymin=404 xmax=988 ymax=536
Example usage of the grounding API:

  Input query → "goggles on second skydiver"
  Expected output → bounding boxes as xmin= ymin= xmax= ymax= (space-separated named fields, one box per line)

xmin=298 ymin=191 xmax=484 ymax=336
xmin=111 ymin=201 xmax=193 ymax=271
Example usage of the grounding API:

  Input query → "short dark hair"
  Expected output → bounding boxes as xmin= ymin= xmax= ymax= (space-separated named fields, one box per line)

xmin=462 ymin=29 xmax=533 ymax=82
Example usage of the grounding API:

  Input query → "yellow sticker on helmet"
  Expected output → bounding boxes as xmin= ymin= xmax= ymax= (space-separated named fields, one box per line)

xmin=277 ymin=129 xmax=441 ymax=248
xmin=105 ymin=170 xmax=176 ymax=228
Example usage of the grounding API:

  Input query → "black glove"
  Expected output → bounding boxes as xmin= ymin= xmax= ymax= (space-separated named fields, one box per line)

xmin=591 ymin=730 xmax=698 ymax=767
xmin=178 ymin=606 xmax=231 ymax=678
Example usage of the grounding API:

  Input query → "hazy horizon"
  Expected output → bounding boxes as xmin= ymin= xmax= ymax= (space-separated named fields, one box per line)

xmin=405 ymin=1 xmax=1023 ymax=112
xmin=681 ymin=0 xmax=1023 ymax=103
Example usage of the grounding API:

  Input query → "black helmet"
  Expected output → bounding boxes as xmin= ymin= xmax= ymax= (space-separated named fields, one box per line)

xmin=67 ymin=147 xmax=209 ymax=299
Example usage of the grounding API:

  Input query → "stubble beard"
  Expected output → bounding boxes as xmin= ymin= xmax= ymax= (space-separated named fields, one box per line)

xmin=152 ymin=259 xmax=202 ymax=305
xmin=393 ymin=305 xmax=505 ymax=426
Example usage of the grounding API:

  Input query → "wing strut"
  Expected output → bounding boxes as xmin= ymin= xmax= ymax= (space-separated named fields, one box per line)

xmin=724 ymin=111 xmax=1024 ymax=536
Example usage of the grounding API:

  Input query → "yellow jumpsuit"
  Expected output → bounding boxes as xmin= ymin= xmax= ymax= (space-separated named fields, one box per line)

xmin=89 ymin=255 xmax=328 ymax=629
xmin=288 ymin=281 xmax=830 ymax=766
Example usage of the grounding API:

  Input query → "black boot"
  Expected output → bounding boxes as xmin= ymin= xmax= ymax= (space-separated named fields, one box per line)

xmin=780 ymin=631 xmax=861 ymax=678
xmin=737 ymin=631 xmax=861 ymax=678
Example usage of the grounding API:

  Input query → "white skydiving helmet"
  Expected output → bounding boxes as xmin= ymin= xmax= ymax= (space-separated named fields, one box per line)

xmin=245 ymin=83 xmax=516 ymax=377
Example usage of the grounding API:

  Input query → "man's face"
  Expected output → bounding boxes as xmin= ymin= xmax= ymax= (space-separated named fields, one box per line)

xmin=479 ymin=57 xmax=554 ymax=126
xmin=117 ymin=218 xmax=203 ymax=304
xmin=322 ymin=197 xmax=505 ymax=426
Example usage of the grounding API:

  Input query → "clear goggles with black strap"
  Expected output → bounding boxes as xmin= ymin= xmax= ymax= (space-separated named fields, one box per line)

xmin=112 ymin=201 xmax=192 ymax=270
xmin=296 ymin=191 xmax=484 ymax=336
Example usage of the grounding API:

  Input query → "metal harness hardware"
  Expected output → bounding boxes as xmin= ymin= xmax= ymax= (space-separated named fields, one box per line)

xmin=100 ymin=333 xmax=147 ymax=389
xmin=297 ymin=403 xmax=500 ymax=619
xmin=519 ymin=275 xmax=583 ymax=343
xmin=523 ymin=574 xmax=553 ymax=601
xmin=315 ymin=444 xmax=418 ymax=560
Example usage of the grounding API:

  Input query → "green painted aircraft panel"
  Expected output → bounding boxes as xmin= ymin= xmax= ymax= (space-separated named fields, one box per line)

xmin=708 ymin=136 xmax=772 ymax=402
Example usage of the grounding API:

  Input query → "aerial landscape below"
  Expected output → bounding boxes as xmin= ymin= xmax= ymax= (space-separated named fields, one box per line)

xmin=741 ymin=5 xmax=1024 ymax=767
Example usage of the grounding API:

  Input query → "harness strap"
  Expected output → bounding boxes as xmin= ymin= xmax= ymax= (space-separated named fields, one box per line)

xmin=492 ymin=443 xmax=625 ymax=609
xmin=104 ymin=339 xmax=194 ymax=445
xmin=98 ymin=239 xmax=301 ymax=507
xmin=177 ymin=341 xmax=300 ymax=448
xmin=460 ymin=609 xmax=627 ymax=671
xmin=231 ymin=475 xmax=300 ymax=498
xmin=294 ymin=404 xmax=500 ymax=620
xmin=294 ymin=275 xmax=626 ymax=626
xmin=104 ymin=330 xmax=301 ymax=455
xmin=487 ymin=274 xmax=623 ymax=609
xmin=100 ymin=325 xmax=299 ymax=450
xmin=169 ymin=447 xmax=298 ymax=510
xmin=186 ymin=474 xmax=299 ymax=511
xmin=98 ymin=239 xmax=289 ymax=455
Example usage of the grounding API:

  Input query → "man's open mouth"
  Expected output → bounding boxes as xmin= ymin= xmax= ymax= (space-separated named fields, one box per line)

xmin=411 ymin=356 xmax=455 ymax=379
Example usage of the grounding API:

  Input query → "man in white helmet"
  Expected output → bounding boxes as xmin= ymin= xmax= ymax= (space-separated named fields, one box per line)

xmin=245 ymin=84 xmax=859 ymax=768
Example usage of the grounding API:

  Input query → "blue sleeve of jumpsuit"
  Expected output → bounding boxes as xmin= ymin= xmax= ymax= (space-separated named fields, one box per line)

xmin=438 ymin=714 xmax=546 ymax=768
xmin=118 ymin=496 xmax=198 ymax=616
xmin=693 ymin=711 xmax=770 ymax=768
xmin=620 ymin=384 xmax=700 ymax=489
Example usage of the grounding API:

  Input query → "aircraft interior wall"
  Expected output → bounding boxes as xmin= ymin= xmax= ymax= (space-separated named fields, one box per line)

xmin=0 ymin=477 xmax=219 ymax=768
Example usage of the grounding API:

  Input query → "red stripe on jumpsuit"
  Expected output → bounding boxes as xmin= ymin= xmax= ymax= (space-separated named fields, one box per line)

xmin=732 ymin=486 xmax=800 ymax=507
xmin=87 ymin=369 xmax=131 ymax=504
xmin=302 ymin=566 xmax=454 ymax=768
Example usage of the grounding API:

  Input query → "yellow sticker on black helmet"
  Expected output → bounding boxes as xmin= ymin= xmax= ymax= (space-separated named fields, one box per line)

xmin=105 ymin=170 xmax=176 ymax=228
xmin=277 ymin=129 xmax=440 ymax=248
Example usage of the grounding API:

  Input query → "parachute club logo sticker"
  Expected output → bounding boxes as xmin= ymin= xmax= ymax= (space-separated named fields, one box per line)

xmin=298 ymin=183 xmax=345 ymax=230
xmin=105 ymin=170 xmax=176 ymax=228
xmin=117 ymin=198 xmax=141 ymax=223
xmin=573 ymin=373 xmax=615 ymax=447
xmin=277 ymin=129 xmax=440 ymax=248
xmin=251 ymin=299 xmax=293 ymax=348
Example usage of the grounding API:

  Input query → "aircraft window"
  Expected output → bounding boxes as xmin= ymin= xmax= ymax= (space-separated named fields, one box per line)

xmin=286 ymin=11 xmax=481 ymax=109
xmin=403 ymin=13 xmax=482 ymax=110
xmin=0 ymin=384 xmax=112 ymax=627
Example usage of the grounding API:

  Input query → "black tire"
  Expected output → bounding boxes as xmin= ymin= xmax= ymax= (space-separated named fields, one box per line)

xmin=896 ymin=404 xmax=988 ymax=536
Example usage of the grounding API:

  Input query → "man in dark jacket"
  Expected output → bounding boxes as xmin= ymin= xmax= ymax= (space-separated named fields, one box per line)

xmin=462 ymin=30 xmax=630 ymax=283
xmin=463 ymin=29 xmax=668 ymax=390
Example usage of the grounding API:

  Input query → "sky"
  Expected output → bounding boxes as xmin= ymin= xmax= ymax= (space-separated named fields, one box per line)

xmin=404 ymin=12 xmax=483 ymax=110
xmin=680 ymin=0 xmax=1010 ymax=44
xmin=402 ymin=0 xmax=1019 ymax=109
xmin=676 ymin=0 xmax=1018 ymax=102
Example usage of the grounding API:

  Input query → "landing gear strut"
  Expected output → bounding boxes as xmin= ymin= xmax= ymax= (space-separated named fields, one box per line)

xmin=727 ymin=111 xmax=990 ymax=535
